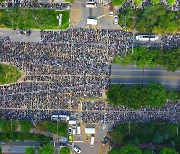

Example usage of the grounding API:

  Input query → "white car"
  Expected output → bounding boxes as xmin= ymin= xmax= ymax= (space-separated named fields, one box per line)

xmin=74 ymin=146 xmax=81 ymax=153
xmin=73 ymin=126 xmax=76 ymax=135
xmin=114 ymin=15 xmax=118 ymax=25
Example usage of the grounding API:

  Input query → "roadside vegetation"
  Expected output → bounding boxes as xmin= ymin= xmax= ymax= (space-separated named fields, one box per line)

xmin=109 ymin=122 xmax=180 ymax=154
xmin=118 ymin=4 xmax=180 ymax=34
xmin=113 ymin=47 xmax=180 ymax=72
xmin=0 ymin=9 xmax=69 ymax=29
xmin=39 ymin=144 xmax=54 ymax=154
xmin=65 ymin=0 xmax=74 ymax=2
xmin=59 ymin=147 xmax=70 ymax=154
xmin=0 ymin=63 xmax=21 ymax=85
xmin=112 ymin=0 xmax=126 ymax=6
xmin=151 ymin=0 xmax=160 ymax=4
xmin=25 ymin=147 xmax=35 ymax=154
xmin=107 ymin=83 xmax=180 ymax=109
xmin=0 ymin=119 xmax=68 ymax=142
xmin=134 ymin=0 xmax=142 ymax=7
xmin=167 ymin=0 xmax=176 ymax=5
xmin=35 ymin=121 xmax=68 ymax=137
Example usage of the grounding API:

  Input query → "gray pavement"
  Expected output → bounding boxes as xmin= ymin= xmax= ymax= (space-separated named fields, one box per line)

xmin=73 ymin=123 xmax=112 ymax=154
xmin=0 ymin=29 xmax=41 ymax=42
xmin=110 ymin=64 xmax=180 ymax=91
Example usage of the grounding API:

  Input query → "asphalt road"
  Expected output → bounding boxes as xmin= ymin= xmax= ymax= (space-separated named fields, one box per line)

xmin=110 ymin=64 xmax=180 ymax=91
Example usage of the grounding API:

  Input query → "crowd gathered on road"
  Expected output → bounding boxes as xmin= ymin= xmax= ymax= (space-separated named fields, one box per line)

xmin=0 ymin=28 xmax=180 ymax=124
xmin=0 ymin=0 xmax=70 ymax=10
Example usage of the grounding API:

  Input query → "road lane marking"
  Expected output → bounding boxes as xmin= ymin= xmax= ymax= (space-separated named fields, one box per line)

xmin=110 ymin=83 xmax=180 ymax=85
xmin=110 ymin=75 xmax=180 ymax=79
xmin=111 ymin=69 xmax=180 ymax=72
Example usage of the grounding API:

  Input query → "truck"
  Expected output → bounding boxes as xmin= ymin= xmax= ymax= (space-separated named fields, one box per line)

xmin=77 ymin=126 xmax=81 ymax=136
xmin=109 ymin=2 xmax=114 ymax=16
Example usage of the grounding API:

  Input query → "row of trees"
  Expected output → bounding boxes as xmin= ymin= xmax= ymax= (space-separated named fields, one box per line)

xmin=107 ymin=83 xmax=180 ymax=109
xmin=109 ymin=145 xmax=179 ymax=154
xmin=25 ymin=145 xmax=70 ymax=154
xmin=118 ymin=4 xmax=180 ymax=34
xmin=109 ymin=122 xmax=180 ymax=153
xmin=112 ymin=0 xmax=176 ymax=5
xmin=113 ymin=47 xmax=180 ymax=72
xmin=0 ymin=119 xmax=68 ymax=137
xmin=35 ymin=121 xmax=68 ymax=137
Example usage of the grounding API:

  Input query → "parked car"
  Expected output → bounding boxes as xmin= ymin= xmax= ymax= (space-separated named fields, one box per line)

xmin=69 ymin=127 xmax=72 ymax=135
xmin=114 ymin=15 xmax=118 ymax=24
xmin=73 ymin=126 xmax=76 ymax=135
xmin=74 ymin=146 xmax=81 ymax=153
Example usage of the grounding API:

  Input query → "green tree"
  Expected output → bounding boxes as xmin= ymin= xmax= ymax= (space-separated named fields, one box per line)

xmin=65 ymin=0 xmax=74 ymax=2
xmin=146 ymin=82 xmax=166 ymax=108
xmin=112 ymin=0 xmax=126 ymax=6
xmin=160 ymin=147 xmax=178 ymax=154
xmin=20 ymin=120 xmax=33 ymax=133
xmin=59 ymin=147 xmax=70 ymax=154
xmin=0 ymin=146 xmax=2 ymax=154
xmin=151 ymin=0 xmax=160 ymax=4
xmin=25 ymin=147 xmax=35 ymax=154
xmin=162 ymin=48 xmax=180 ymax=72
xmin=39 ymin=144 xmax=54 ymax=154
xmin=108 ymin=149 xmax=121 ymax=154
xmin=119 ymin=144 xmax=142 ymax=154
xmin=143 ymin=149 xmax=154 ymax=154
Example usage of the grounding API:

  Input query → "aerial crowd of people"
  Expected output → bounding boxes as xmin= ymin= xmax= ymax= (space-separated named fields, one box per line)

xmin=0 ymin=28 xmax=179 ymax=124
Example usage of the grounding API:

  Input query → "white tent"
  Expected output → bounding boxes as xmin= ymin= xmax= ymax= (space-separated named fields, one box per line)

xmin=86 ymin=19 xmax=97 ymax=25
xmin=85 ymin=128 xmax=95 ymax=134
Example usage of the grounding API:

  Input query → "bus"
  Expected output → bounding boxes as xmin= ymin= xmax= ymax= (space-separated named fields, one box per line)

xmin=135 ymin=35 xmax=158 ymax=41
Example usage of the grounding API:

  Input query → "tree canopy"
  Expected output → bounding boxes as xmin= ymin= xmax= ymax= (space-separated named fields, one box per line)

xmin=118 ymin=4 xmax=180 ymax=33
xmin=39 ymin=144 xmax=54 ymax=154
xmin=160 ymin=147 xmax=179 ymax=154
xmin=35 ymin=121 xmax=68 ymax=137
xmin=107 ymin=83 xmax=168 ymax=109
xmin=119 ymin=144 xmax=142 ymax=154
xmin=112 ymin=0 xmax=126 ymax=6
xmin=113 ymin=47 xmax=180 ymax=72
xmin=59 ymin=147 xmax=70 ymax=154
xmin=25 ymin=147 xmax=35 ymax=154
xmin=110 ymin=122 xmax=180 ymax=153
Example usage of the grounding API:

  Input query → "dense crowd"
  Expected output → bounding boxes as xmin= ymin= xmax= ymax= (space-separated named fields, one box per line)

xmin=0 ymin=0 xmax=70 ymax=10
xmin=121 ymin=0 xmax=180 ymax=11
xmin=0 ymin=28 xmax=180 ymax=124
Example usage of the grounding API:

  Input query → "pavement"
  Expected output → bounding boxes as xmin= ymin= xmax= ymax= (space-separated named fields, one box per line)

xmin=0 ymin=29 xmax=41 ymax=42
xmin=0 ymin=141 xmax=62 ymax=154
xmin=73 ymin=123 xmax=112 ymax=154
xmin=110 ymin=64 xmax=180 ymax=91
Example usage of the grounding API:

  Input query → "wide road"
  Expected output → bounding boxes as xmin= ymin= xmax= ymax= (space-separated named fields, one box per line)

xmin=110 ymin=64 xmax=180 ymax=91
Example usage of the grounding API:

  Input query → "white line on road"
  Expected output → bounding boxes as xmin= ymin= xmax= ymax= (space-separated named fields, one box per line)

xmin=74 ymin=141 xmax=83 ymax=143
xmin=112 ymin=69 xmax=180 ymax=72
xmin=111 ymin=83 xmax=180 ymax=85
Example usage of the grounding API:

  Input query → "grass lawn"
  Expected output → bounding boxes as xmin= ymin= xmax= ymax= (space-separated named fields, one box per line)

xmin=134 ymin=0 xmax=143 ymax=6
xmin=151 ymin=0 xmax=160 ymax=4
xmin=0 ymin=63 xmax=21 ymax=85
xmin=167 ymin=0 xmax=176 ymax=5
xmin=0 ymin=9 xmax=69 ymax=29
